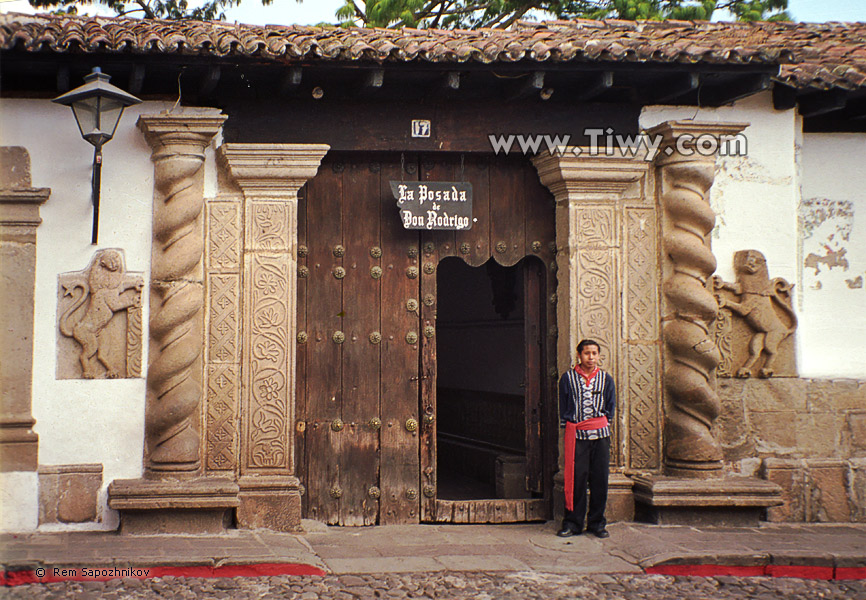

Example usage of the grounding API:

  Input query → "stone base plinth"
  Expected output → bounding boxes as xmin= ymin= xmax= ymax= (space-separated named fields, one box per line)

xmin=632 ymin=475 xmax=783 ymax=527
xmin=237 ymin=475 xmax=302 ymax=532
xmin=0 ymin=423 xmax=38 ymax=472
xmin=608 ymin=473 xmax=635 ymax=522
xmin=108 ymin=477 xmax=239 ymax=534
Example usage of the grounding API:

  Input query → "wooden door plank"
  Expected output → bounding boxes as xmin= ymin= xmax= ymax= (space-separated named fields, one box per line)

xmin=296 ymin=183 xmax=309 ymax=516
xmin=419 ymin=226 xmax=438 ymax=521
xmin=489 ymin=157 xmax=526 ymax=267
xmin=462 ymin=155 xmax=491 ymax=268
xmin=304 ymin=162 xmax=344 ymax=524
xmin=341 ymin=158 xmax=383 ymax=526
xmin=379 ymin=156 xmax=422 ymax=525
xmin=420 ymin=156 xmax=457 ymax=262
xmin=524 ymin=259 xmax=544 ymax=494
xmin=417 ymin=155 xmax=463 ymax=522
xmin=522 ymin=162 xmax=558 ymax=507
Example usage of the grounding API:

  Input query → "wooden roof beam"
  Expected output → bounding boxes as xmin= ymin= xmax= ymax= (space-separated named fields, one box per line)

xmin=644 ymin=72 xmax=700 ymax=104
xmin=198 ymin=65 xmax=221 ymax=97
xmin=359 ymin=68 xmax=385 ymax=97
xmin=128 ymin=64 xmax=145 ymax=96
xmin=507 ymin=71 xmax=545 ymax=101
xmin=798 ymin=89 xmax=847 ymax=118
xmin=573 ymin=71 xmax=613 ymax=102
xmin=426 ymin=71 xmax=461 ymax=99
xmin=843 ymin=96 xmax=866 ymax=120
xmin=772 ymin=83 xmax=798 ymax=110
xmin=280 ymin=66 xmax=303 ymax=96
xmin=700 ymin=73 xmax=771 ymax=107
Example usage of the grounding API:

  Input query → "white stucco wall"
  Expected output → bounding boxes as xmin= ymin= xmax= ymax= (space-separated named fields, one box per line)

xmin=641 ymin=92 xmax=865 ymax=379
xmin=798 ymin=133 xmax=866 ymax=377
xmin=0 ymin=98 xmax=220 ymax=531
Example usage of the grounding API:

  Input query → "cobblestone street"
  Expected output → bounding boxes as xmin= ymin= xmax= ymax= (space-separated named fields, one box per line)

xmin=5 ymin=572 xmax=866 ymax=599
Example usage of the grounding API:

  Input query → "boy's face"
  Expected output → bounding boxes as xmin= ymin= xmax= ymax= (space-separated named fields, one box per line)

xmin=577 ymin=344 xmax=600 ymax=370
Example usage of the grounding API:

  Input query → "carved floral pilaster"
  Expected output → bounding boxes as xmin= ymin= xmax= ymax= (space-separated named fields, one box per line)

xmin=139 ymin=113 xmax=227 ymax=476
xmin=218 ymin=143 xmax=328 ymax=531
xmin=648 ymin=120 xmax=748 ymax=479
xmin=532 ymin=150 xmax=649 ymax=478
xmin=204 ymin=199 xmax=242 ymax=474
xmin=532 ymin=150 xmax=647 ymax=376
xmin=219 ymin=145 xmax=328 ymax=476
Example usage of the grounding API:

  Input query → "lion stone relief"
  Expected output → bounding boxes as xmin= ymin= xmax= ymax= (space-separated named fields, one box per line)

xmin=57 ymin=249 xmax=144 ymax=379
xmin=710 ymin=249 xmax=798 ymax=378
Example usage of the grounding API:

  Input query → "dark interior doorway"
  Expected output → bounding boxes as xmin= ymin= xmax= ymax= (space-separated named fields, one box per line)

xmin=435 ymin=256 xmax=534 ymax=500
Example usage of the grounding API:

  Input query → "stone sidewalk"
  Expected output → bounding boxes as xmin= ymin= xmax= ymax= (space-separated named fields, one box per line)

xmin=3 ymin=521 xmax=866 ymax=584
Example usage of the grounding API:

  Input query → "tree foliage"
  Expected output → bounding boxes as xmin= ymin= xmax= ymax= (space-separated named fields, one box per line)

xmin=334 ymin=1 xmax=790 ymax=28
xmin=28 ymin=0 xmax=789 ymax=25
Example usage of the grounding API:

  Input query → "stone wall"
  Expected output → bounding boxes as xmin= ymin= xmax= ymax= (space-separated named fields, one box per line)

xmin=716 ymin=378 xmax=866 ymax=522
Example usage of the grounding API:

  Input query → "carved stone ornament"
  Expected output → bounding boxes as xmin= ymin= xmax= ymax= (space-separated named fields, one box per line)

xmin=57 ymin=249 xmax=143 ymax=379
xmin=710 ymin=250 xmax=798 ymax=378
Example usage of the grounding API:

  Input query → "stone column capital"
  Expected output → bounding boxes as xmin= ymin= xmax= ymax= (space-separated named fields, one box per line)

xmin=137 ymin=113 xmax=227 ymax=156
xmin=532 ymin=149 xmax=648 ymax=204
xmin=219 ymin=143 xmax=330 ymax=201
xmin=0 ymin=189 xmax=51 ymax=230
xmin=647 ymin=120 xmax=749 ymax=167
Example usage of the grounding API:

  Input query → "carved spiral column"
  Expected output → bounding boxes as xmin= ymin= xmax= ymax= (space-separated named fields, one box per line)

xmin=649 ymin=121 xmax=747 ymax=479
xmin=139 ymin=114 xmax=227 ymax=476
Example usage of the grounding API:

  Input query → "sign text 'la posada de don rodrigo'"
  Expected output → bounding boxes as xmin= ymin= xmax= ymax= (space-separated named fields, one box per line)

xmin=390 ymin=181 xmax=473 ymax=230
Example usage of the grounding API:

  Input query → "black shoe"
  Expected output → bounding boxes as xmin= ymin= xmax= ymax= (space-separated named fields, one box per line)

xmin=556 ymin=525 xmax=580 ymax=537
xmin=589 ymin=528 xmax=610 ymax=539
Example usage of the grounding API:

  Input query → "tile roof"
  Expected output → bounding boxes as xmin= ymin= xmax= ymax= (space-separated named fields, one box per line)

xmin=1 ymin=13 xmax=864 ymax=91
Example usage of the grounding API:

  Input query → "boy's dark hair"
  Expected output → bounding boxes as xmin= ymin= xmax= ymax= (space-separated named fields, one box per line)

xmin=576 ymin=339 xmax=601 ymax=354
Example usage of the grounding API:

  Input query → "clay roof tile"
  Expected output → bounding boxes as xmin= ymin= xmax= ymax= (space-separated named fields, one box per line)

xmin=1 ymin=13 xmax=864 ymax=91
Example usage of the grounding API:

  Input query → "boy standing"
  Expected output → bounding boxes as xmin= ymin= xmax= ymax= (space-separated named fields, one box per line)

xmin=557 ymin=339 xmax=616 ymax=538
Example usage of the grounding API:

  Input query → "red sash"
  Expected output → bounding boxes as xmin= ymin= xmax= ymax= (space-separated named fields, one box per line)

xmin=563 ymin=416 xmax=609 ymax=512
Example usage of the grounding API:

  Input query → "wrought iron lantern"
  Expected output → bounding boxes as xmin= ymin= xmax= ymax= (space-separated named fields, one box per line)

xmin=52 ymin=67 xmax=142 ymax=244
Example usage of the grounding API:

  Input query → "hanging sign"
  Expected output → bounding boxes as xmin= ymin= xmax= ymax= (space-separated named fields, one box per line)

xmin=390 ymin=181 xmax=473 ymax=231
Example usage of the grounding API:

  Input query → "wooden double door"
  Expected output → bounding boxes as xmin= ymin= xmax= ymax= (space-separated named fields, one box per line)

xmin=296 ymin=152 xmax=556 ymax=525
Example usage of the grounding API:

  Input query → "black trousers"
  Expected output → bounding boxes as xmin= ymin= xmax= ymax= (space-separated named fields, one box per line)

xmin=563 ymin=436 xmax=610 ymax=532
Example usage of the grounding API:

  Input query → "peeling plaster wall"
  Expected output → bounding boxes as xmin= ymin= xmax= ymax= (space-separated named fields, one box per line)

xmin=0 ymin=99 xmax=220 ymax=532
xmin=799 ymin=133 xmax=866 ymax=378
xmin=641 ymin=92 xmax=799 ymax=287
xmin=641 ymin=93 xmax=865 ymax=378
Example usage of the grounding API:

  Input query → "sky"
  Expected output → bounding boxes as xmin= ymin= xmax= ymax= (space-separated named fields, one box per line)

xmin=1 ymin=0 xmax=865 ymax=25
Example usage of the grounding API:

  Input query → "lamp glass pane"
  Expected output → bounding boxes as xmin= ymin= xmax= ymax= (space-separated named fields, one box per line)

xmin=71 ymin=97 xmax=99 ymax=138
xmin=99 ymin=97 xmax=125 ymax=138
